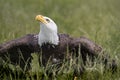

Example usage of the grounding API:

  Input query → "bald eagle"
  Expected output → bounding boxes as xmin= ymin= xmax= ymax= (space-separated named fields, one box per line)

xmin=0 ymin=15 xmax=116 ymax=70
xmin=35 ymin=15 xmax=59 ymax=46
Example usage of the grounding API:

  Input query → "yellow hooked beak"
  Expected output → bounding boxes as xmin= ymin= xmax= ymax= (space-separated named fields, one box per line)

xmin=35 ymin=15 xmax=47 ymax=24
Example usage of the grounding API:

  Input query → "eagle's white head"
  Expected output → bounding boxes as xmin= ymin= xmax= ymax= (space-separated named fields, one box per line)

xmin=35 ymin=15 xmax=59 ymax=46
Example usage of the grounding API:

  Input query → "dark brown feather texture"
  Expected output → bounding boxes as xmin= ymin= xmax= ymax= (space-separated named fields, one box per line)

xmin=0 ymin=33 xmax=116 ymax=71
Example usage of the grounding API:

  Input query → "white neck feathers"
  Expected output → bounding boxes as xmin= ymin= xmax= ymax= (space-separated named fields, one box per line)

xmin=38 ymin=22 xmax=59 ymax=46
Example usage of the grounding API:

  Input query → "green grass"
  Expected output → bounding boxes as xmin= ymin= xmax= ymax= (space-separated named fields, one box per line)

xmin=0 ymin=0 xmax=120 ymax=79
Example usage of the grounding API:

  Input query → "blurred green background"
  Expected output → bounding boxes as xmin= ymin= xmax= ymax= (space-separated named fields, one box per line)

xmin=0 ymin=0 xmax=120 ymax=59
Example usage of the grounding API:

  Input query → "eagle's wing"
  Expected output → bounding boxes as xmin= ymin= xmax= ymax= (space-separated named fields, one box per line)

xmin=0 ymin=34 xmax=39 ymax=68
xmin=0 ymin=34 xmax=39 ymax=55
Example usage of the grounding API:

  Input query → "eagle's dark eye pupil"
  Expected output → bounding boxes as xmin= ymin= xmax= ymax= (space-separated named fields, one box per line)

xmin=46 ymin=19 xmax=50 ymax=22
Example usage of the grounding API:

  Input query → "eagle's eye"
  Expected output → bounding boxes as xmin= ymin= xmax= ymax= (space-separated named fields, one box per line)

xmin=46 ymin=18 xmax=50 ymax=23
